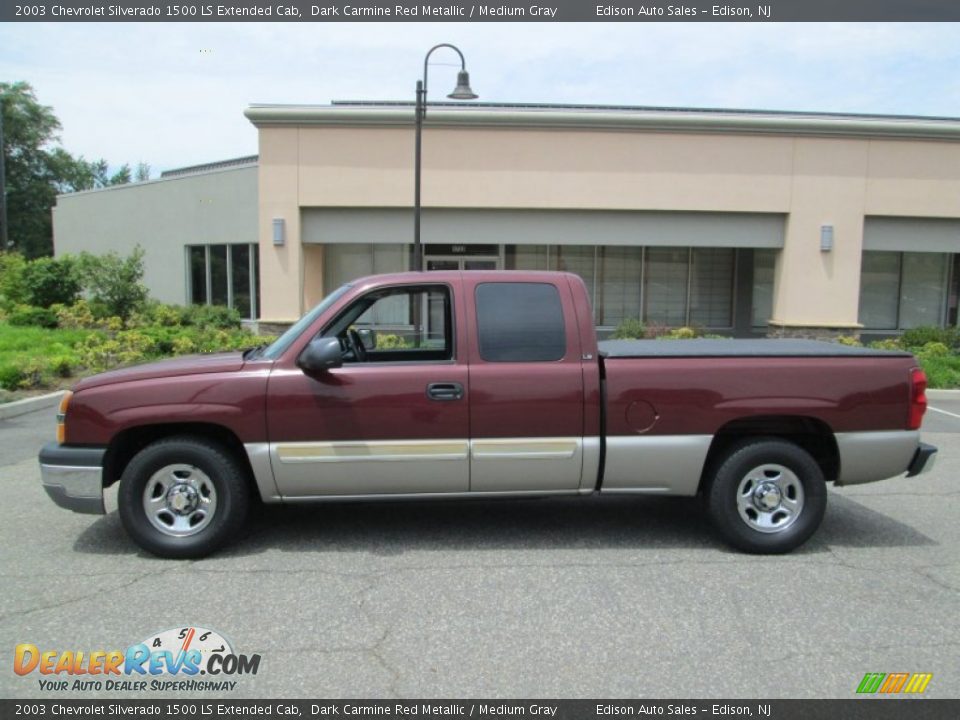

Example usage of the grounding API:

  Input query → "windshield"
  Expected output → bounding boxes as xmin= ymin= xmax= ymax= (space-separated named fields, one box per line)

xmin=259 ymin=284 xmax=352 ymax=360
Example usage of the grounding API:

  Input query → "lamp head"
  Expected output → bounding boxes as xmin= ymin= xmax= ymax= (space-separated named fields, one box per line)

xmin=447 ymin=70 xmax=478 ymax=100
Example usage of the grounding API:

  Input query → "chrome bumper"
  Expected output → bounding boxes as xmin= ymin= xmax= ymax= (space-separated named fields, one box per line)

xmin=38 ymin=442 xmax=106 ymax=515
xmin=906 ymin=443 xmax=938 ymax=478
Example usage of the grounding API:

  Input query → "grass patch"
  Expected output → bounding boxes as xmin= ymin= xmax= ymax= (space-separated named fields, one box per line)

xmin=0 ymin=320 xmax=269 ymax=395
xmin=920 ymin=354 xmax=960 ymax=390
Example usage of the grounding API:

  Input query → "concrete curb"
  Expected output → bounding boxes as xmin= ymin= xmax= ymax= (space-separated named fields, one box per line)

xmin=928 ymin=389 xmax=960 ymax=400
xmin=0 ymin=390 xmax=66 ymax=421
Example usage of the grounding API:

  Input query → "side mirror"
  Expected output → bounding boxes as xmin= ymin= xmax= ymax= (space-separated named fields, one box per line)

xmin=356 ymin=327 xmax=376 ymax=351
xmin=297 ymin=337 xmax=343 ymax=373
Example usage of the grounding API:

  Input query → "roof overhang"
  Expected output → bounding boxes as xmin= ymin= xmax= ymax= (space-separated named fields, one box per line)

xmin=244 ymin=104 xmax=960 ymax=141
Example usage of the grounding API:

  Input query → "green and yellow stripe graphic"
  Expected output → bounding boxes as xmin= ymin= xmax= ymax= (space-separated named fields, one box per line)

xmin=856 ymin=672 xmax=932 ymax=694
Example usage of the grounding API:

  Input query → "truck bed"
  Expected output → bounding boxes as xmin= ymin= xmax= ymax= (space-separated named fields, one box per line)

xmin=599 ymin=338 xmax=912 ymax=358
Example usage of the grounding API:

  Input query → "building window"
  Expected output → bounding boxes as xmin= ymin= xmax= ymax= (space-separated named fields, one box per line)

xmin=504 ymin=244 xmax=737 ymax=330
xmin=752 ymin=249 xmax=777 ymax=328
xmin=186 ymin=244 xmax=260 ymax=319
xmin=644 ymin=248 xmax=689 ymax=326
xmin=323 ymin=244 xmax=407 ymax=292
xmin=596 ymin=246 xmax=642 ymax=327
xmin=858 ymin=251 xmax=953 ymax=330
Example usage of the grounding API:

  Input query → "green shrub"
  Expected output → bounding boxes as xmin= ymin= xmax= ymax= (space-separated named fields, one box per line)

xmin=665 ymin=327 xmax=697 ymax=340
xmin=73 ymin=331 xmax=155 ymax=373
xmin=172 ymin=336 xmax=197 ymax=355
xmin=0 ymin=253 xmax=29 ymax=309
xmin=76 ymin=247 xmax=149 ymax=319
xmin=900 ymin=326 xmax=959 ymax=350
xmin=53 ymin=300 xmax=98 ymax=329
xmin=180 ymin=303 xmax=242 ymax=329
xmin=7 ymin=304 xmax=59 ymax=328
xmin=917 ymin=341 xmax=950 ymax=359
xmin=21 ymin=256 xmax=81 ymax=308
xmin=0 ymin=364 xmax=25 ymax=391
xmin=868 ymin=338 xmax=902 ymax=351
xmin=920 ymin=354 xmax=960 ymax=389
xmin=835 ymin=335 xmax=863 ymax=347
xmin=47 ymin=355 xmax=75 ymax=378
xmin=374 ymin=333 xmax=411 ymax=349
xmin=15 ymin=360 xmax=50 ymax=389
xmin=610 ymin=318 xmax=646 ymax=340
xmin=138 ymin=302 xmax=184 ymax=327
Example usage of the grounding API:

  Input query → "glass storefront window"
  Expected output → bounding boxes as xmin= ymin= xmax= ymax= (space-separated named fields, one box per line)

xmin=644 ymin=248 xmax=689 ymax=327
xmin=230 ymin=244 xmax=252 ymax=320
xmin=596 ymin=246 xmax=642 ymax=327
xmin=186 ymin=244 xmax=260 ymax=319
xmin=323 ymin=244 xmax=407 ymax=292
xmin=752 ymin=249 xmax=776 ymax=328
xmin=189 ymin=247 xmax=207 ymax=305
xmin=900 ymin=253 xmax=948 ymax=328
xmin=689 ymin=248 xmax=734 ymax=328
xmin=328 ymin=243 xmax=741 ymax=331
xmin=859 ymin=251 xmax=952 ymax=330
xmin=858 ymin=252 xmax=901 ymax=329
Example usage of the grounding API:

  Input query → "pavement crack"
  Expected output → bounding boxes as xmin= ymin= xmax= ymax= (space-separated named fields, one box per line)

xmin=0 ymin=566 xmax=179 ymax=623
xmin=913 ymin=568 xmax=960 ymax=594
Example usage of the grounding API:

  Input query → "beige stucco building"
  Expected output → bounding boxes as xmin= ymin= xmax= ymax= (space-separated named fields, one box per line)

xmin=54 ymin=103 xmax=960 ymax=337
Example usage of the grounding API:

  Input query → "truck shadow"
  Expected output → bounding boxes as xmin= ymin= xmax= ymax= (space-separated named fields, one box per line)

xmin=72 ymin=491 xmax=935 ymax=558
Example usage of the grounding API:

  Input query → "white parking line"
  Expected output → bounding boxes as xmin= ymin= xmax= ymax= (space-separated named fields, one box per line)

xmin=929 ymin=406 xmax=960 ymax=420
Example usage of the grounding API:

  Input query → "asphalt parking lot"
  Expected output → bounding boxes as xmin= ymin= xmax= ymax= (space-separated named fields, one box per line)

xmin=1 ymin=397 xmax=958 ymax=699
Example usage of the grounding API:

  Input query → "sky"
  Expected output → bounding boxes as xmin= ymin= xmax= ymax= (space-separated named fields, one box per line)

xmin=2 ymin=22 xmax=959 ymax=174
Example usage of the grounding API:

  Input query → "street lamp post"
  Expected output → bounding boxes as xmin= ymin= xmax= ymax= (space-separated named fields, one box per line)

xmin=413 ymin=43 xmax=477 ymax=271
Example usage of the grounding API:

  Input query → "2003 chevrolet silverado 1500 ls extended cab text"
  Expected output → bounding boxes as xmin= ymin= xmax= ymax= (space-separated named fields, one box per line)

xmin=39 ymin=271 xmax=938 ymax=558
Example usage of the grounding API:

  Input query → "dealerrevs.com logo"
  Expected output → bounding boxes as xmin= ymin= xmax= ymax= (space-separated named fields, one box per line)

xmin=13 ymin=626 xmax=261 ymax=692
xmin=856 ymin=672 xmax=933 ymax=695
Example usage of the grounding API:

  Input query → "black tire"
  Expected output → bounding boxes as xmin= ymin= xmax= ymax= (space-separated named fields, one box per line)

xmin=118 ymin=436 xmax=250 ymax=559
xmin=705 ymin=437 xmax=827 ymax=554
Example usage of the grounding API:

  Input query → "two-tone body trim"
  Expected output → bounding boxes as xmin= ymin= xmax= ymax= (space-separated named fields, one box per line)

xmin=601 ymin=435 xmax=713 ymax=496
xmin=38 ymin=443 xmax=106 ymax=515
xmin=253 ymin=437 xmax=599 ymax=499
xmin=276 ymin=440 xmax=470 ymax=463
xmin=835 ymin=430 xmax=922 ymax=485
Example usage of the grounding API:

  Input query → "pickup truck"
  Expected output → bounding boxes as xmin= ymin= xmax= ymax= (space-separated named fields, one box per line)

xmin=39 ymin=270 xmax=937 ymax=558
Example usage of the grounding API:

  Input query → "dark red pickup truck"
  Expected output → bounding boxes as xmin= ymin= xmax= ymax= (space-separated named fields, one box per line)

xmin=39 ymin=271 xmax=937 ymax=558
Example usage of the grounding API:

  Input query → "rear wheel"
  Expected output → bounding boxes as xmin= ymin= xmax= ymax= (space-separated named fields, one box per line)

xmin=705 ymin=438 xmax=826 ymax=554
xmin=118 ymin=437 xmax=249 ymax=559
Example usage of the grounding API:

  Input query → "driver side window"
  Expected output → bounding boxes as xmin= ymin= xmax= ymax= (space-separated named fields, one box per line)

xmin=324 ymin=285 xmax=453 ymax=364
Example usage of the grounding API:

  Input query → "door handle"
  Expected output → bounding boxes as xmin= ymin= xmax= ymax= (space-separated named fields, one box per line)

xmin=426 ymin=382 xmax=464 ymax=401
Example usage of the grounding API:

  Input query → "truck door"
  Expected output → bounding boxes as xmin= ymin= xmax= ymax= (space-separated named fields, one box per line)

xmin=464 ymin=276 xmax=588 ymax=493
xmin=265 ymin=280 xmax=470 ymax=497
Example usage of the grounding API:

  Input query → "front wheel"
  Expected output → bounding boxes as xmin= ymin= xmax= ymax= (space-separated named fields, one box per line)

xmin=705 ymin=438 xmax=827 ymax=554
xmin=118 ymin=437 xmax=250 ymax=559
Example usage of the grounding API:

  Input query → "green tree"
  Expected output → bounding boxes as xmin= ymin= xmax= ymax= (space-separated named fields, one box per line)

xmin=0 ymin=82 xmax=132 ymax=258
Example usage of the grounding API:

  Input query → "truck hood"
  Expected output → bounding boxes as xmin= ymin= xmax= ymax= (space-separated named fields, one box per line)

xmin=74 ymin=351 xmax=247 ymax=391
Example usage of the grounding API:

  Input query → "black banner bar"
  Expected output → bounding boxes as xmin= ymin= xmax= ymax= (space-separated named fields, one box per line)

xmin=4 ymin=0 xmax=960 ymax=23
xmin=1 ymin=700 xmax=959 ymax=720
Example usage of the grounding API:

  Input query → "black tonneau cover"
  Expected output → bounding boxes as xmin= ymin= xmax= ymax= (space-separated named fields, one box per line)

xmin=599 ymin=338 xmax=912 ymax=359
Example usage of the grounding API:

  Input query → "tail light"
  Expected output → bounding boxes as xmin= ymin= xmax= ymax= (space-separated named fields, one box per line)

xmin=908 ymin=368 xmax=927 ymax=431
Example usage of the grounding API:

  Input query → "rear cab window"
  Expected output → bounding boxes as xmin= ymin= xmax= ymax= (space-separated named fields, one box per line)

xmin=475 ymin=282 xmax=567 ymax=362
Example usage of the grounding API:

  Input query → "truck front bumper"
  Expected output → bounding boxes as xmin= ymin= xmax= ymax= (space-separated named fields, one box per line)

xmin=906 ymin=443 xmax=938 ymax=478
xmin=38 ymin=443 xmax=106 ymax=515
